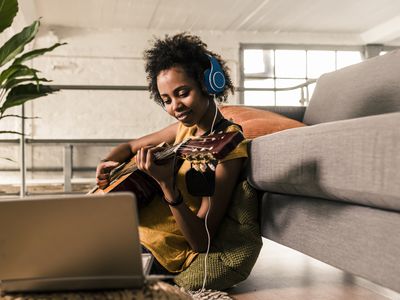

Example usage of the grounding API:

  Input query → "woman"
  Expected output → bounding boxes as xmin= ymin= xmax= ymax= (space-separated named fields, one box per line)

xmin=96 ymin=33 xmax=247 ymax=275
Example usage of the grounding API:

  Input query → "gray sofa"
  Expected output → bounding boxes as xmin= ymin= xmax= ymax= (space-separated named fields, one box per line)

xmin=246 ymin=49 xmax=400 ymax=292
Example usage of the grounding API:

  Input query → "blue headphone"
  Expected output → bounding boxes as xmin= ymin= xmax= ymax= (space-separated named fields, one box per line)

xmin=203 ymin=54 xmax=226 ymax=95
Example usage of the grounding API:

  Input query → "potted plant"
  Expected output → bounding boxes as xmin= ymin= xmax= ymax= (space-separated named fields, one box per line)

xmin=0 ymin=0 xmax=65 ymax=136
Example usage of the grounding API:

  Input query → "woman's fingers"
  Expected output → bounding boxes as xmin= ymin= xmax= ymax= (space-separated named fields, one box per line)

xmin=96 ymin=160 xmax=119 ymax=188
xmin=136 ymin=148 xmax=143 ymax=170
xmin=136 ymin=146 xmax=158 ymax=171
xmin=135 ymin=145 xmax=174 ymax=185
xmin=97 ymin=173 xmax=109 ymax=180
xmin=96 ymin=161 xmax=119 ymax=175
xmin=97 ymin=179 xmax=110 ymax=189
xmin=101 ymin=160 xmax=120 ymax=170
xmin=146 ymin=147 xmax=155 ymax=169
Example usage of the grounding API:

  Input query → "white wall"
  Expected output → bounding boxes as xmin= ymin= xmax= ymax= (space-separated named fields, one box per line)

xmin=29 ymin=26 xmax=363 ymax=137
xmin=0 ymin=26 xmax=362 ymax=182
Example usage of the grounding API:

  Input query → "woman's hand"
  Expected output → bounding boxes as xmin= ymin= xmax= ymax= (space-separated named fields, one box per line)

xmin=96 ymin=160 xmax=119 ymax=189
xmin=135 ymin=146 xmax=175 ymax=188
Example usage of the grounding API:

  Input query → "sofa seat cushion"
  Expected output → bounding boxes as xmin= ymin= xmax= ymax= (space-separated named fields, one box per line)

xmin=303 ymin=49 xmax=400 ymax=125
xmin=247 ymin=112 xmax=400 ymax=211
xmin=260 ymin=192 xmax=400 ymax=292
xmin=219 ymin=105 xmax=305 ymax=139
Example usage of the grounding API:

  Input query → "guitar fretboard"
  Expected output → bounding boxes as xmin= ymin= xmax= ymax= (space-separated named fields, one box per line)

xmin=107 ymin=132 xmax=243 ymax=185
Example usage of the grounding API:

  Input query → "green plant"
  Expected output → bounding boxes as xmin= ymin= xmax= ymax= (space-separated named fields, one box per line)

xmin=0 ymin=0 xmax=65 ymax=136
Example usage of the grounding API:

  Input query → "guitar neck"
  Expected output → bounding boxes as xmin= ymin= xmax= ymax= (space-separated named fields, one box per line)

xmin=108 ymin=132 xmax=243 ymax=184
xmin=109 ymin=143 xmax=179 ymax=182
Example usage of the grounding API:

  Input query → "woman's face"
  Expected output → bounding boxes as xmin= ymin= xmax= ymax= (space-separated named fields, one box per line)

xmin=157 ymin=66 xmax=210 ymax=127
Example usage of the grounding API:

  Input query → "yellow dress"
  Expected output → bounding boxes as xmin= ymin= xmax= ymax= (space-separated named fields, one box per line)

xmin=138 ymin=122 xmax=248 ymax=272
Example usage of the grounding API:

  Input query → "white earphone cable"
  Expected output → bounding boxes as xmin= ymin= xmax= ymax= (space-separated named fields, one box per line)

xmin=210 ymin=95 xmax=218 ymax=134
xmin=200 ymin=196 xmax=212 ymax=292
xmin=199 ymin=96 xmax=218 ymax=292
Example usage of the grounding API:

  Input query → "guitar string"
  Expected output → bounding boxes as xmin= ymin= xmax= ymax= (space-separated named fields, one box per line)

xmin=109 ymin=130 xmax=233 ymax=183
xmin=153 ymin=132 xmax=234 ymax=161
xmin=111 ymin=144 xmax=218 ymax=181
xmin=110 ymin=147 xmax=214 ymax=182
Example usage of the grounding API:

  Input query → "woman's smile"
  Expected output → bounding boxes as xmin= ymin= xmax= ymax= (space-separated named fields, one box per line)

xmin=175 ymin=109 xmax=192 ymax=121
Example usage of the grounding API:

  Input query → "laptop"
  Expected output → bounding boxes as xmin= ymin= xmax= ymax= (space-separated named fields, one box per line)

xmin=0 ymin=192 xmax=152 ymax=294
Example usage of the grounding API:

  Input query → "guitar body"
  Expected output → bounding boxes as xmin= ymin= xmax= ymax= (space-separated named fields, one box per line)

xmin=90 ymin=157 xmax=161 ymax=208
xmin=88 ymin=131 xmax=244 ymax=207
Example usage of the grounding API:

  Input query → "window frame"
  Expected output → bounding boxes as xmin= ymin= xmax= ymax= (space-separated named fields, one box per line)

xmin=239 ymin=44 xmax=397 ymax=105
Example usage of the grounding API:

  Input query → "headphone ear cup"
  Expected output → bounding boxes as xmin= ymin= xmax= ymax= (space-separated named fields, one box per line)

xmin=203 ymin=68 xmax=213 ymax=93
xmin=204 ymin=55 xmax=226 ymax=95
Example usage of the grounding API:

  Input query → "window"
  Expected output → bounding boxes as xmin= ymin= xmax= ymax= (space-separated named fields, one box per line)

xmin=240 ymin=45 xmax=364 ymax=106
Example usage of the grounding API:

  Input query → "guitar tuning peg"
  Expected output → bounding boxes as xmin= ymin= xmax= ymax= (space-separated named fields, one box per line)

xmin=207 ymin=162 xmax=216 ymax=171
xmin=205 ymin=153 xmax=214 ymax=160
xmin=192 ymin=154 xmax=202 ymax=160
xmin=193 ymin=163 xmax=201 ymax=172
xmin=199 ymin=163 xmax=207 ymax=172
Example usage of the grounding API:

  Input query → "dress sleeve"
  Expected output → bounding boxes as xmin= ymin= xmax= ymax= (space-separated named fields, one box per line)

xmin=174 ymin=123 xmax=195 ymax=145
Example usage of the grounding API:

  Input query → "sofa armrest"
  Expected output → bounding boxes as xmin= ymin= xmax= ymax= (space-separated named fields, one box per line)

xmin=247 ymin=112 xmax=400 ymax=211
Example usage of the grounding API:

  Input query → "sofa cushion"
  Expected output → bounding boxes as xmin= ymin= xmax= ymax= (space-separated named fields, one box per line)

xmin=219 ymin=105 xmax=305 ymax=139
xmin=260 ymin=192 xmax=400 ymax=292
xmin=303 ymin=49 xmax=400 ymax=125
xmin=247 ymin=112 xmax=400 ymax=211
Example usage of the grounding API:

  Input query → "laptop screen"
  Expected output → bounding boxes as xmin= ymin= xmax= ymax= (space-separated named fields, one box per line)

xmin=0 ymin=192 xmax=145 ymax=293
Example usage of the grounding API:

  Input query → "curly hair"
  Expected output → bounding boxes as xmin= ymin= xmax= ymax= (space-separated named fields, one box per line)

xmin=143 ymin=32 xmax=234 ymax=106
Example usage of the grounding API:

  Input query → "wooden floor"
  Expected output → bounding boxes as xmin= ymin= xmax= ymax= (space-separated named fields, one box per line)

xmin=228 ymin=239 xmax=399 ymax=300
xmin=1 ymin=184 xmax=399 ymax=299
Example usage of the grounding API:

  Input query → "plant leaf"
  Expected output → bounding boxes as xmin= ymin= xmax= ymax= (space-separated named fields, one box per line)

xmin=3 ymin=77 xmax=50 ymax=91
xmin=13 ymin=42 xmax=67 ymax=65
xmin=0 ymin=64 xmax=32 ymax=85
xmin=0 ymin=20 xmax=40 ymax=67
xmin=1 ymin=83 xmax=58 ymax=114
xmin=0 ymin=0 xmax=18 ymax=34
xmin=0 ymin=64 xmax=42 ymax=88
xmin=0 ymin=114 xmax=40 ymax=120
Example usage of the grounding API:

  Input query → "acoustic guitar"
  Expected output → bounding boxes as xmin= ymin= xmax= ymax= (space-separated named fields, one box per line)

xmin=88 ymin=131 xmax=244 ymax=207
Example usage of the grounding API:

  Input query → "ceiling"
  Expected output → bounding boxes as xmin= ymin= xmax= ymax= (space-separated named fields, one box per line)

xmin=17 ymin=0 xmax=400 ymax=44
